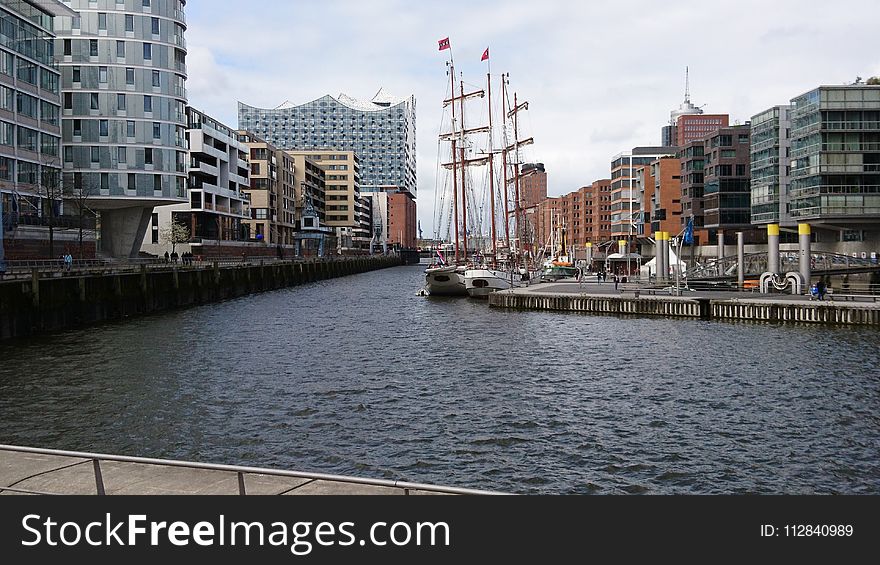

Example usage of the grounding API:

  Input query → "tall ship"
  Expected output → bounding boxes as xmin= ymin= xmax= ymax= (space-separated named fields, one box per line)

xmin=426 ymin=39 xmax=541 ymax=297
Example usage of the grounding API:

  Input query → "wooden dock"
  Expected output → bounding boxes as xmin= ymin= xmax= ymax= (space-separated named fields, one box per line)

xmin=488 ymin=282 xmax=880 ymax=325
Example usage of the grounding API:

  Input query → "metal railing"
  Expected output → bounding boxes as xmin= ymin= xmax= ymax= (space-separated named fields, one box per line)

xmin=0 ymin=444 xmax=502 ymax=496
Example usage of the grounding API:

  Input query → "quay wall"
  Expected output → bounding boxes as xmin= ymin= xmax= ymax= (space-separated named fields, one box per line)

xmin=0 ymin=256 xmax=402 ymax=340
xmin=488 ymin=292 xmax=880 ymax=326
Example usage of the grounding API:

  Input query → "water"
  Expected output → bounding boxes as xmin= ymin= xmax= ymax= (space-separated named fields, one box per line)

xmin=1 ymin=265 xmax=878 ymax=494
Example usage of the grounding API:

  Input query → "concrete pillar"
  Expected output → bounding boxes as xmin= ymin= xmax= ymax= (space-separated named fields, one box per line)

xmin=799 ymin=223 xmax=811 ymax=290
xmin=656 ymin=232 xmax=666 ymax=283
xmin=662 ymin=232 xmax=671 ymax=282
xmin=717 ymin=230 xmax=725 ymax=262
xmin=767 ymin=223 xmax=780 ymax=275
xmin=586 ymin=243 xmax=593 ymax=269
xmin=98 ymin=207 xmax=154 ymax=258
xmin=737 ymin=231 xmax=745 ymax=289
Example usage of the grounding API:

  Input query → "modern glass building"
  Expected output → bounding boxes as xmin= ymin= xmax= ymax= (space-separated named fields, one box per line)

xmin=238 ymin=89 xmax=416 ymax=197
xmin=56 ymin=0 xmax=188 ymax=258
xmin=750 ymin=105 xmax=791 ymax=226
xmin=789 ymin=85 xmax=880 ymax=223
xmin=0 ymin=0 xmax=76 ymax=259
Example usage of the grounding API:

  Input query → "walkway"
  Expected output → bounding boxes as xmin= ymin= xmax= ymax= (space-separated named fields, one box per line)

xmin=0 ymin=445 xmax=499 ymax=496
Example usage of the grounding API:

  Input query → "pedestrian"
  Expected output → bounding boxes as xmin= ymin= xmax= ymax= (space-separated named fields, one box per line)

xmin=164 ymin=251 xmax=170 ymax=263
xmin=614 ymin=273 xmax=619 ymax=291
xmin=597 ymin=271 xmax=602 ymax=284
xmin=816 ymin=279 xmax=826 ymax=301
xmin=171 ymin=251 xmax=178 ymax=264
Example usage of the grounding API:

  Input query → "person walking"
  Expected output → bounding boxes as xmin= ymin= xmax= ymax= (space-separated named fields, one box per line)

xmin=614 ymin=273 xmax=619 ymax=291
xmin=816 ymin=279 xmax=827 ymax=301
xmin=164 ymin=251 xmax=170 ymax=263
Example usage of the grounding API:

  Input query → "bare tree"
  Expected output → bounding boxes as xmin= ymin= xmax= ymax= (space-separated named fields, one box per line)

xmin=160 ymin=219 xmax=190 ymax=254
xmin=63 ymin=173 xmax=98 ymax=259
xmin=36 ymin=165 xmax=63 ymax=259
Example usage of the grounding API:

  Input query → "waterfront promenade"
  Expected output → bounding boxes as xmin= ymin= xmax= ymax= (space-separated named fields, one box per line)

xmin=0 ymin=445 xmax=496 ymax=496
xmin=488 ymin=280 xmax=880 ymax=325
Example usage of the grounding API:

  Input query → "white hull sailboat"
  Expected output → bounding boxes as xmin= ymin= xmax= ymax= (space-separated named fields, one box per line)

xmin=425 ymin=265 xmax=467 ymax=296
xmin=464 ymin=268 xmax=512 ymax=297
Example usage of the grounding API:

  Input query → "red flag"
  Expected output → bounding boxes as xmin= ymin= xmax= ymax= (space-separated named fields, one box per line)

xmin=438 ymin=37 xmax=450 ymax=51
xmin=481 ymin=47 xmax=489 ymax=61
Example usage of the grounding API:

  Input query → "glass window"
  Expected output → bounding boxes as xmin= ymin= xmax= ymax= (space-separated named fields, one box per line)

xmin=125 ymin=14 xmax=134 ymax=32
xmin=99 ymin=66 xmax=108 ymax=83
xmin=98 ymin=13 xmax=107 ymax=30
xmin=152 ymin=70 xmax=160 ymax=87
xmin=63 ymin=39 xmax=71 ymax=56
xmin=144 ymin=95 xmax=152 ymax=113
xmin=101 ymin=173 xmax=109 ymax=190
xmin=117 ymin=40 xmax=125 ymax=58
xmin=118 ymin=146 xmax=127 ymax=165
xmin=143 ymin=43 xmax=152 ymax=60
xmin=73 ymin=119 xmax=82 ymax=136
xmin=100 ymin=119 xmax=109 ymax=137
xmin=128 ymin=173 xmax=136 ymax=190
xmin=72 ymin=66 xmax=81 ymax=83
xmin=0 ymin=121 xmax=13 ymax=146
xmin=151 ymin=17 xmax=159 ymax=35
xmin=126 ymin=67 xmax=135 ymax=84
xmin=90 ymin=39 xmax=98 ymax=57
xmin=90 ymin=93 xmax=99 ymax=110
xmin=117 ymin=93 xmax=126 ymax=111
xmin=153 ymin=122 xmax=160 ymax=139
xmin=91 ymin=146 xmax=100 ymax=163
xmin=145 ymin=148 xmax=153 ymax=164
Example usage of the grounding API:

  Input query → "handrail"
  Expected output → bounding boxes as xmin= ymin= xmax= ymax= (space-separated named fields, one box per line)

xmin=0 ymin=444 xmax=504 ymax=496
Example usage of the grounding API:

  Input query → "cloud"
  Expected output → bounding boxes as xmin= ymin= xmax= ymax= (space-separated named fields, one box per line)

xmin=185 ymin=0 xmax=880 ymax=237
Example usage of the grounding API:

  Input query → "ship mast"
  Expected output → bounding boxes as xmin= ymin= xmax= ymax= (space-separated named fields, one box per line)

xmin=487 ymin=69 xmax=497 ymax=267
xmin=460 ymin=79 xmax=468 ymax=263
xmin=501 ymin=73 xmax=511 ymax=251
xmin=448 ymin=62 xmax=461 ymax=263
xmin=513 ymin=91 xmax=522 ymax=263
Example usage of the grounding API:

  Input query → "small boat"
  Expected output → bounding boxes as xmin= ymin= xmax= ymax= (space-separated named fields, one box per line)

xmin=424 ymin=264 xmax=467 ymax=296
xmin=542 ymin=259 xmax=579 ymax=281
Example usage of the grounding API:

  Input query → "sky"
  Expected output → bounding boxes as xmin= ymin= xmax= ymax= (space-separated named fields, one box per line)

xmin=185 ymin=0 xmax=880 ymax=238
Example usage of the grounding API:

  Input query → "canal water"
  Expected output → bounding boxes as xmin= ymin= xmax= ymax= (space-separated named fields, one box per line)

xmin=1 ymin=264 xmax=878 ymax=494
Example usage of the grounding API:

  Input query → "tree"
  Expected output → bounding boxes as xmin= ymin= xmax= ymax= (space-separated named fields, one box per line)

xmin=867 ymin=76 xmax=880 ymax=85
xmin=63 ymin=173 xmax=97 ymax=259
xmin=160 ymin=219 xmax=190 ymax=254
xmin=37 ymin=165 xmax=63 ymax=259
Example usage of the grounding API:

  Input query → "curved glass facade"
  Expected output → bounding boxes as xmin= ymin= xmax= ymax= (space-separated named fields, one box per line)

xmin=56 ymin=0 xmax=187 ymax=202
xmin=238 ymin=93 xmax=416 ymax=197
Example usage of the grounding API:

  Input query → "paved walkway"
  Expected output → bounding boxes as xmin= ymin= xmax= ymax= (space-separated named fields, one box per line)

xmin=0 ymin=445 xmax=494 ymax=496
xmin=517 ymin=279 xmax=878 ymax=305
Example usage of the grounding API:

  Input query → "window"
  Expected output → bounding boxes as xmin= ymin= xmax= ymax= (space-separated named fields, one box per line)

xmin=63 ymin=39 xmax=71 ymax=56
xmin=73 ymin=119 xmax=82 ymax=137
xmin=143 ymin=0 xmax=151 ymax=7
xmin=143 ymin=43 xmax=152 ymax=60
xmin=98 ymin=13 xmax=107 ymax=30
xmin=118 ymin=146 xmax=127 ymax=165
xmin=72 ymin=66 xmax=81 ymax=83
xmin=145 ymin=148 xmax=153 ymax=164
xmin=0 ymin=121 xmax=12 ymax=146
xmin=152 ymin=70 xmax=160 ymax=87
xmin=128 ymin=173 xmax=136 ymax=191
xmin=99 ymin=66 xmax=108 ymax=83
xmin=127 ymin=120 xmax=135 ymax=137
xmin=116 ymin=41 xmax=125 ymax=58
xmin=16 ymin=93 xmax=38 ymax=118
xmin=17 ymin=60 xmax=37 ymax=85
xmin=117 ymin=93 xmax=126 ymax=111
xmin=90 ymin=39 xmax=98 ymax=57
xmin=143 ymin=95 xmax=152 ymax=113
xmin=153 ymin=122 xmax=160 ymax=139
xmin=126 ymin=67 xmax=135 ymax=85
xmin=41 ymin=101 xmax=59 ymax=126
xmin=736 ymin=164 xmax=747 ymax=176
xmin=125 ymin=14 xmax=134 ymax=32
xmin=101 ymin=173 xmax=109 ymax=191
xmin=154 ymin=175 xmax=162 ymax=192
xmin=90 ymin=146 xmax=100 ymax=163
xmin=151 ymin=17 xmax=159 ymax=35
xmin=90 ymin=93 xmax=99 ymax=110
xmin=99 ymin=119 xmax=109 ymax=137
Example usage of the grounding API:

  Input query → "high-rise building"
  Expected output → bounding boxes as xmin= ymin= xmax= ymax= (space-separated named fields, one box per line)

xmin=56 ymin=0 xmax=188 ymax=258
xmin=519 ymin=163 xmax=546 ymax=208
xmin=140 ymin=106 xmax=249 ymax=257
xmin=647 ymin=157 xmax=682 ymax=238
xmin=285 ymin=150 xmax=371 ymax=252
xmin=236 ymin=131 xmax=296 ymax=246
xmin=238 ymin=90 xmax=416 ymax=197
xmin=789 ymin=85 xmax=880 ymax=248
xmin=701 ymin=125 xmax=753 ymax=240
xmin=610 ymin=147 xmax=675 ymax=239
xmin=589 ymin=179 xmax=612 ymax=246
xmin=0 ymin=0 xmax=76 ymax=260
xmin=750 ymin=105 xmax=792 ymax=226
xmin=676 ymin=114 xmax=729 ymax=147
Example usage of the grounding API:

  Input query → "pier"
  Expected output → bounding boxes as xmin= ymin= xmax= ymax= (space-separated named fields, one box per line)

xmin=488 ymin=281 xmax=880 ymax=325
xmin=0 ymin=445 xmax=497 ymax=496
xmin=0 ymin=256 xmax=402 ymax=340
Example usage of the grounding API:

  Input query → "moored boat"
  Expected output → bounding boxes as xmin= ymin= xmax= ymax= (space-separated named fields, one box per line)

xmin=425 ymin=265 xmax=467 ymax=296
